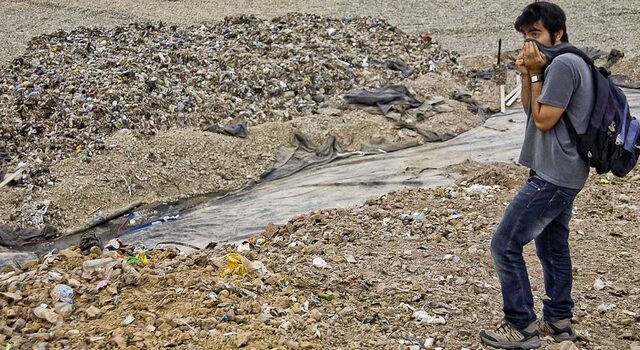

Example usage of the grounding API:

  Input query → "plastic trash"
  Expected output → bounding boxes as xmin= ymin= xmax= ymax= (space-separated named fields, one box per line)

xmin=463 ymin=184 xmax=498 ymax=195
xmin=203 ymin=122 xmax=248 ymax=138
xmin=104 ymin=238 xmax=123 ymax=251
xmin=122 ymin=314 xmax=135 ymax=326
xmin=412 ymin=310 xmax=446 ymax=325
xmin=236 ymin=242 xmax=251 ymax=252
xmin=593 ymin=278 xmax=608 ymax=291
xmin=312 ymin=257 xmax=328 ymax=269
xmin=411 ymin=212 xmax=426 ymax=222
xmin=126 ymin=254 xmax=148 ymax=266
xmin=50 ymin=284 xmax=74 ymax=304
xmin=443 ymin=254 xmax=461 ymax=264
xmin=248 ymin=260 xmax=268 ymax=277
xmin=83 ymin=258 xmax=118 ymax=271
xmin=317 ymin=293 xmax=335 ymax=301
xmin=222 ymin=253 xmax=252 ymax=277
xmin=47 ymin=271 xmax=64 ymax=281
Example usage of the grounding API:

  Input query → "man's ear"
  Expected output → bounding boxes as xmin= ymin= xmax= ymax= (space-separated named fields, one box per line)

xmin=554 ymin=29 xmax=565 ymax=43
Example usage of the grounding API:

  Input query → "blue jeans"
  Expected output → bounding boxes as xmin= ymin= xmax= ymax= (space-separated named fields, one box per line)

xmin=491 ymin=173 xmax=580 ymax=330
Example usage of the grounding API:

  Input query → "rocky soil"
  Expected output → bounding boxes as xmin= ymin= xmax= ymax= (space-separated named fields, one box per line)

xmin=0 ymin=163 xmax=638 ymax=349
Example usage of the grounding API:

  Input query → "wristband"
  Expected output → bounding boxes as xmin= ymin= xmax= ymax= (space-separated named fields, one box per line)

xmin=530 ymin=75 xmax=543 ymax=83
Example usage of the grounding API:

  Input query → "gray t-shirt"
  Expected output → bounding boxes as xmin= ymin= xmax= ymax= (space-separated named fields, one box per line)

xmin=518 ymin=53 xmax=594 ymax=189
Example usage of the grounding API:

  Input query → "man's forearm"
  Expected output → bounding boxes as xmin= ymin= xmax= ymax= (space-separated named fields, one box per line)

xmin=521 ymin=74 xmax=532 ymax=115
xmin=529 ymin=79 xmax=544 ymax=122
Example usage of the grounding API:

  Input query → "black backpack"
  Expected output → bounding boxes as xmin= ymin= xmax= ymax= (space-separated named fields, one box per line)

xmin=551 ymin=47 xmax=640 ymax=177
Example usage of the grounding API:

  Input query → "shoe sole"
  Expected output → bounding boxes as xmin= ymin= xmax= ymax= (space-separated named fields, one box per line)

xmin=544 ymin=333 xmax=577 ymax=343
xmin=479 ymin=335 xmax=541 ymax=349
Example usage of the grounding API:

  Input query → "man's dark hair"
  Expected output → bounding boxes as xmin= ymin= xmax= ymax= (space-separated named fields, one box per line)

xmin=514 ymin=1 xmax=569 ymax=44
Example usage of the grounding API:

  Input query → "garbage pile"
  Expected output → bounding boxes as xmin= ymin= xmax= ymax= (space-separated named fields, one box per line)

xmin=0 ymin=14 xmax=458 ymax=183
xmin=0 ymin=163 xmax=638 ymax=349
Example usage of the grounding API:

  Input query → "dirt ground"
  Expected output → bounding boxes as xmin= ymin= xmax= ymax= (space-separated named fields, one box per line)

xmin=2 ymin=0 xmax=640 ymax=65
xmin=0 ymin=163 xmax=638 ymax=349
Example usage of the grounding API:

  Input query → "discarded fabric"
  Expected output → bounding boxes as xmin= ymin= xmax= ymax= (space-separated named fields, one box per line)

xmin=204 ymin=122 xmax=248 ymax=138
xmin=344 ymin=85 xmax=422 ymax=114
xmin=373 ymin=59 xmax=414 ymax=77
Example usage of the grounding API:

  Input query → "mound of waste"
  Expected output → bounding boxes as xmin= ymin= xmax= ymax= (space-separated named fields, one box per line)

xmin=0 ymin=14 xmax=459 ymax=185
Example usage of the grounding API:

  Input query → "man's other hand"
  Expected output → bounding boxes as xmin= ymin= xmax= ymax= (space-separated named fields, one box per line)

xmin=516 ymin=50 xmax=529 ymax=77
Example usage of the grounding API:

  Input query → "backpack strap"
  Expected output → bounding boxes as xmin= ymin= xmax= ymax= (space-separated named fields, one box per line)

xmin=553 ymin=46 xmax=613 ymax=77
xmin=551 ymin=47 xmax=595 ymax=68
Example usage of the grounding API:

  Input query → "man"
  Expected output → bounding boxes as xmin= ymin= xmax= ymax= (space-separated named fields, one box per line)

xmin=479 ymin=2 xmax=594 ymax=349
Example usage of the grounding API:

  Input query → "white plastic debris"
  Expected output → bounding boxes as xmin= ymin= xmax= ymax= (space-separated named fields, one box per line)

xmin=596 ymin=303 xmax=616 ymax=313
xmin=412 ymin=310 xmax=446 ymax=325
xmin=463 ymin=184 xmax=499 ymax=195
xmin=312 ymin=257 xmax=328 ymax=269
xmin=411 ymin=212 xmax=426 ymax=222
xmin=593 ymin=278 xmax=607 ymax=291
xmin=424 ymin=337 xmax=435 ymax=348
xmin=122 ymin=314 xmax=135 ymax=326
xmin=442 ymin=254 xmax=461 ymax=264
xmin=248 ymin=260 xmax=269 ymax=276
xmin=236 ymin=242 xmax=251 ymax=252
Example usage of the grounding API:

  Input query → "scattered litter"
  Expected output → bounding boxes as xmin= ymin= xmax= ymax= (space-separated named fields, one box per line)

xmin=373 ymin=58 xmax=415 ymax=77
xmin=411 ymin=212 xmax=426 ymax=222
xmin=222 ymin=253 xmax=253 ymax=277
xmin=104 ymin=239 xmax=123 ymax=251
xmin=412 ymin=310 xmax=446 ymax=325
xmin=204 ymin=122 xmax=249 ymax=138
xmin=122 ymin=314 xmax=135 ymax=326
xmin=126 ymin=254 xmax=149 ymax=266
xmin=344 ymin=85 xmax=423 ymax=114
xmin=463 ymin=184 xmax=499 ymax=195
xmin=50 ymin=284 xmax=74 ymax=304
xmin=593 ymin=278 xmax=609 ymax=291
xmin=312 ymin=257 xmax=329 ymax=269
xmin=596 ymin=303 xmax=616 ymax=313
xmin=317 ymin=293 xmax=336 ymax=301
xmin=443 ymin=254 xmax=461 ymax=264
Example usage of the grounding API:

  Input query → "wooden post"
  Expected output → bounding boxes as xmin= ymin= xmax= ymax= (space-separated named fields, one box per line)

xmin=498 ymin=39 xmax=506 ymax=113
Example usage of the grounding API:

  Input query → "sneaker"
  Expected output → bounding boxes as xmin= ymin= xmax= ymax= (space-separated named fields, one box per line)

xmin=538 ymin=318 xmax=577 ymax=342
xmin=479 ymin=321 xmax=541 ymax=349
